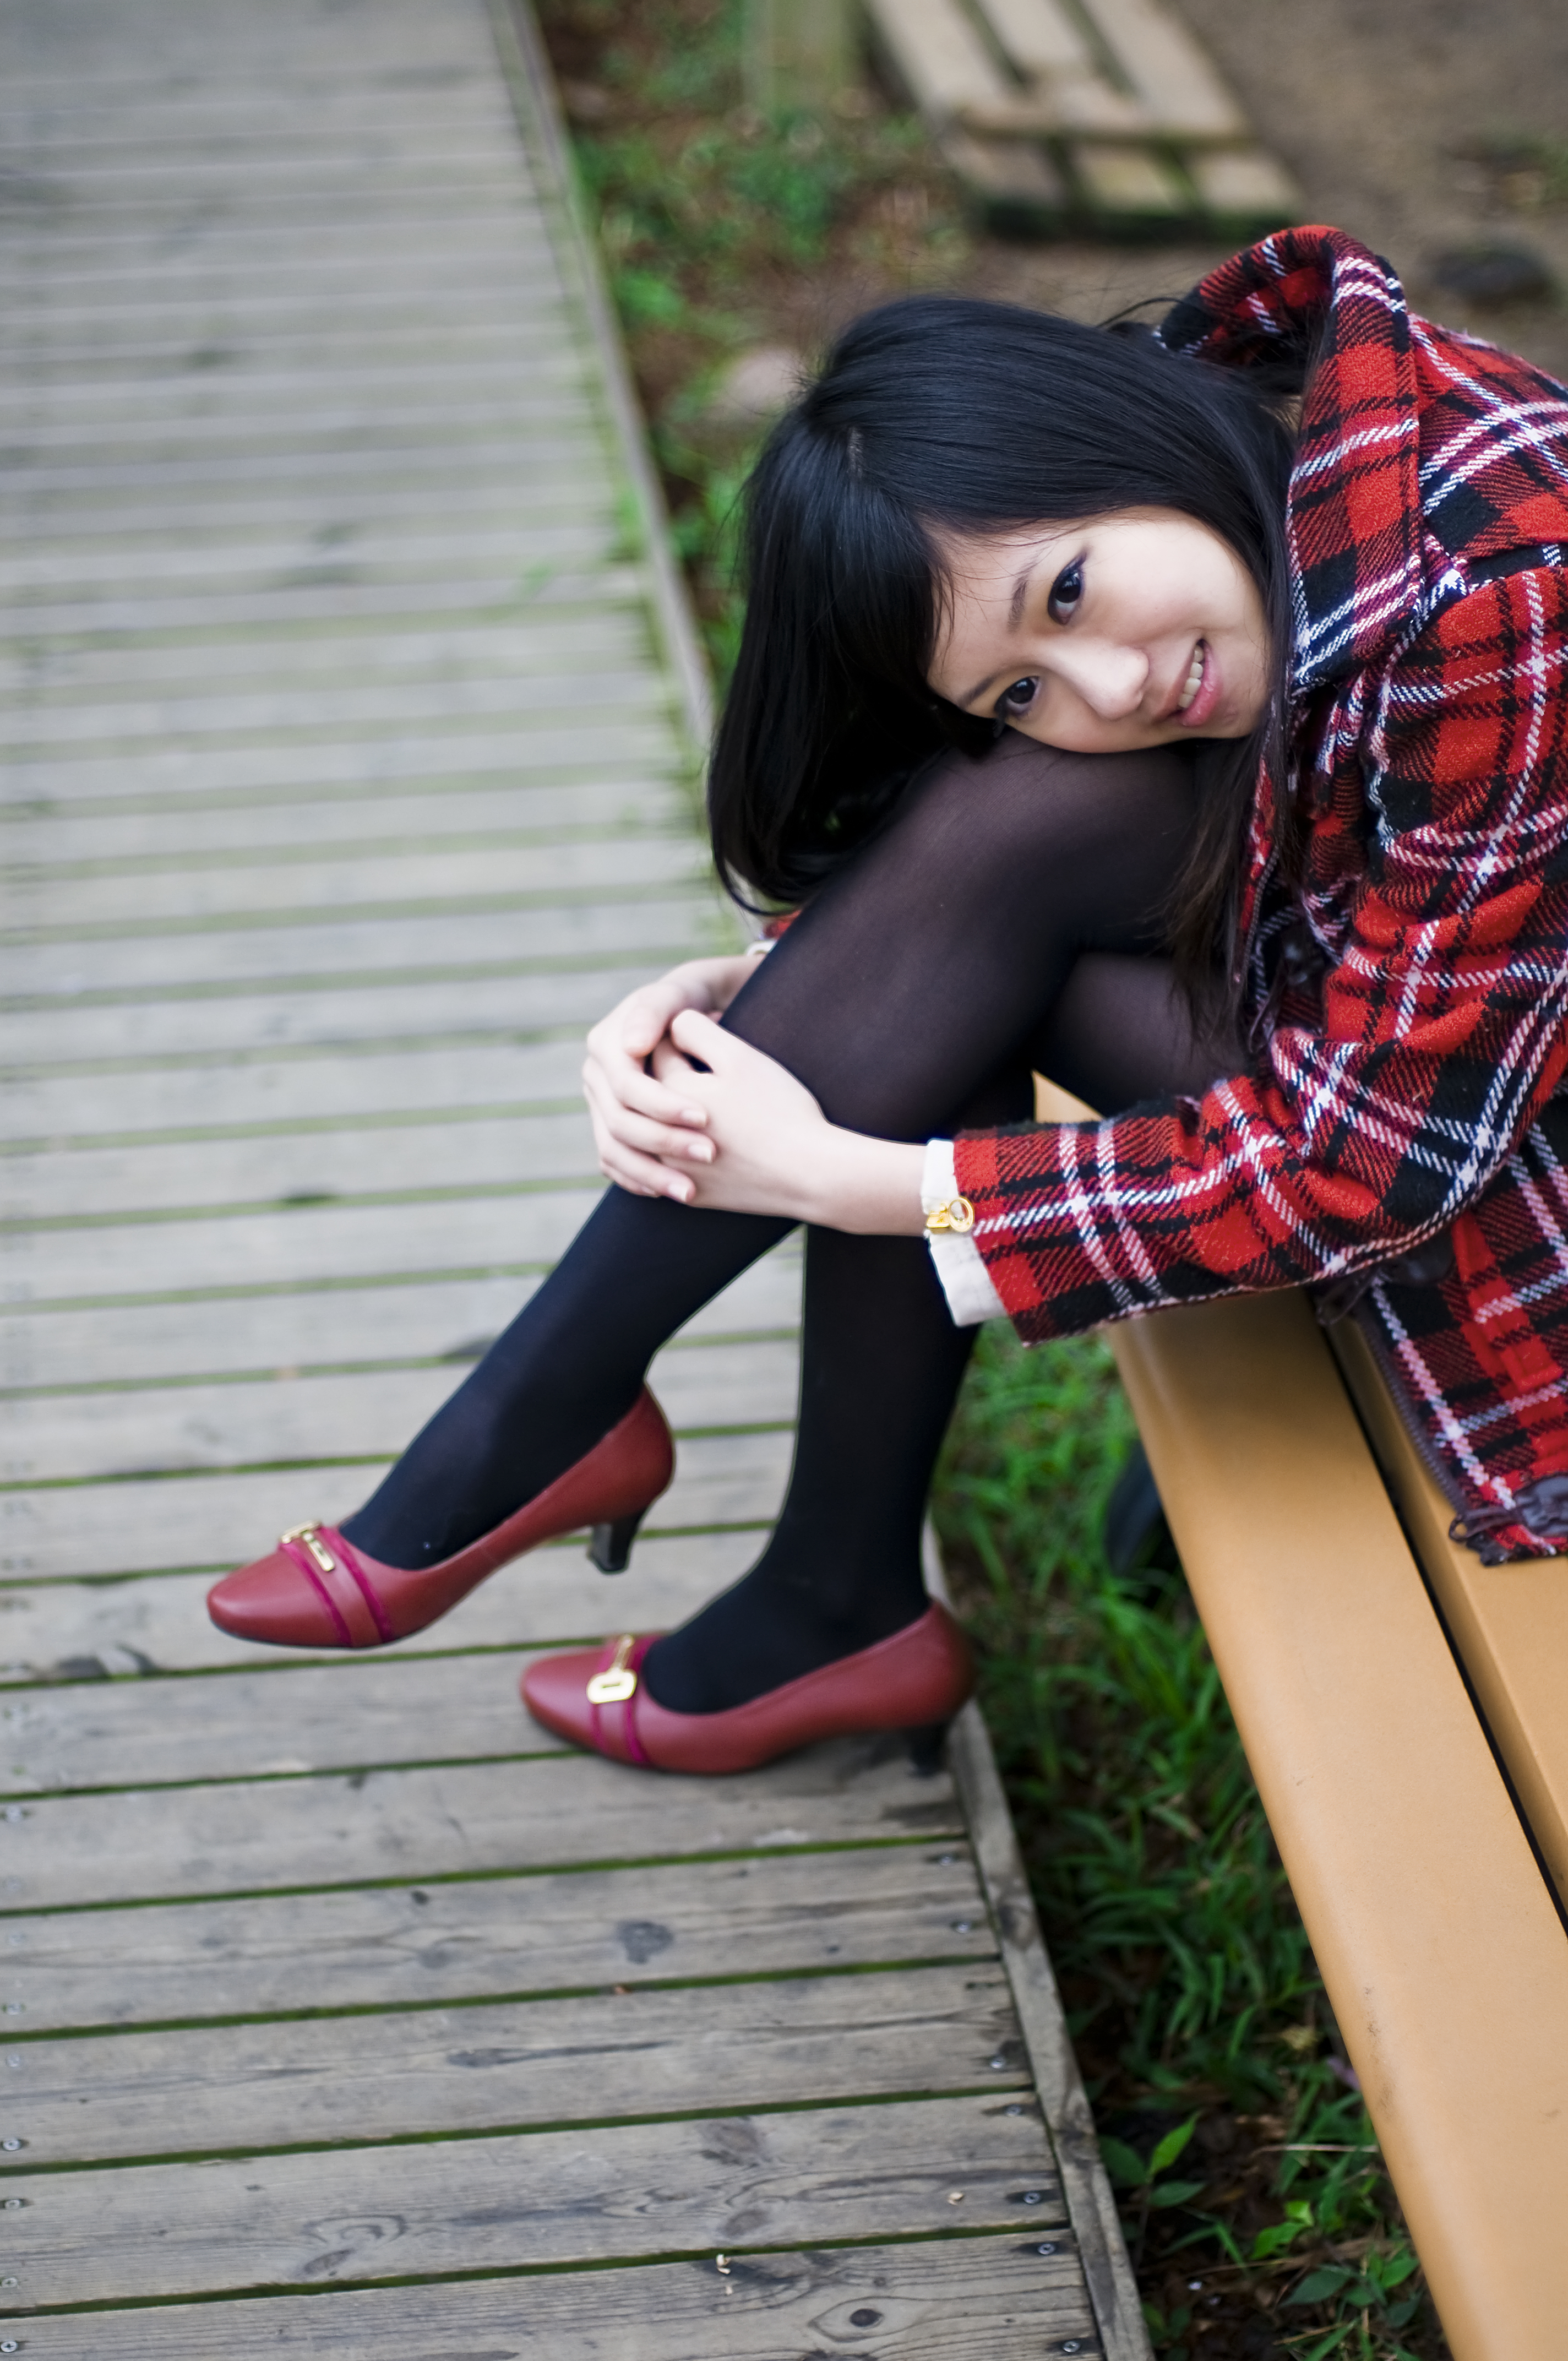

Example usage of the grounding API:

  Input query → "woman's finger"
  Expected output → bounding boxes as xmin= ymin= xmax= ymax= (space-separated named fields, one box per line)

xmin=584 ymin=1078 xmax=714 ymax=1165
xmin=596 ymin=1136 xmax=699 ymax=1203
xmin=583 ymin=1063 xmax=713 ymax=1163
xmin=586 ymin=991 xmax=676 ymax=1065
xmin=582 ymin=1047 xmax=709 ymax=1130
xmin=667 ymin=1007 xmax=736 ymax=1067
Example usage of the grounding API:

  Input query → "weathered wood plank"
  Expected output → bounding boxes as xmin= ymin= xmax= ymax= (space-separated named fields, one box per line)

xmin=7 ymin=834 xmax=696 ymax=933
xmin=0 ymin=543 xmax=616 ymax=605
xmin=3 ymin=897 xmax=718 ymax=1005
xmin=1 ymin=1112 xmax=599 ymax=1221
xmin=3 ymin=434 xmax=623 ymax=498
xmin=0 ymin=2235 xmax=1094 ymax=2360
xmin=0 ymin=960 xmax=678 ymax=1075
xmin=0 ymin=1531 xmax=781 ymax=1680
xmin=1 ymin=1647 xmax=586 ymax=1787
xmin=862 ymin=0 xmax=1013 ymax=122
xmin=0 ymin=726 xmax=685 ymax=812
xmin=1077 ymin=0 xmax=1246 ymax=137
xmin=0 ymin=1737 xmax=964 ymax=1914
xmin=0 ymin=1253 xmax=799 ymax=1389
xmin=6 ymin=1039 xmax=592 ymax=1147
xmin=2 ymin=1340 xmax=798 ymax=1485
xmin=0 ymin=684 xmax=676 ymax=770
xmin=0 ymin=358 xmax=585 ymax=429
xmin=4 ymin=2096 xmax=1057 ymax=2306
xmin=2 ymin=1186 xmax=606 ymax=1306
xmin=0 ymin=340 xmax=573 ymax=393
xmin=0 ymin=579 xmax=666 ymax=644
xmin=0 ymin=624 xmax=652 ymax=719
xmin=6 ymin=1963 xmax=1016 ymax=2164
xmin=0 ymin=254 xmax=579 ymax=309
xmin=1 ymin=1845 xmax=989 ymax=2028
xmin=0 ymin=1438 xmax=792 ymax=1594
xmin=0 ymin=334 xmax=554 ymax=392
xmin=0 ymin=450 xmax=596 ymax=535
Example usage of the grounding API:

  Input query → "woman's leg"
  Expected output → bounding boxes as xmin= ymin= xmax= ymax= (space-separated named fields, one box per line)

xmin=639 ymin=950 xmax=1240 ymax=1712
xmin=344 ymin=735 xmax=1232 ymax=1672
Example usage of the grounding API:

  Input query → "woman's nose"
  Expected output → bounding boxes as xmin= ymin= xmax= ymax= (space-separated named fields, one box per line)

xmin=1054 ymin=641 xmax=1148 ymax=719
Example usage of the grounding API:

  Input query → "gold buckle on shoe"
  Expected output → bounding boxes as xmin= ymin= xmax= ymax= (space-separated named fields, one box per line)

xmin=586 ymin=1633 xmax=639 ymax=1705
xmin=280 ymin=1521 xmax=337 ymax=1575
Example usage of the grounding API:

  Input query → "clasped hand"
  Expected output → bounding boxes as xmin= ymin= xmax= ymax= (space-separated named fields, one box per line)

xmin=581 ymin=954 xmax=926 ymax=1236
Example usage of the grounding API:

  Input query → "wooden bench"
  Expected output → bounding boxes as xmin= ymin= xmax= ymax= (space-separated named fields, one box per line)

xmin=859 ymin=0 xmax=1300 ymax=240
xmin=1036 ymin=1080 xmax=1568 ymax=2358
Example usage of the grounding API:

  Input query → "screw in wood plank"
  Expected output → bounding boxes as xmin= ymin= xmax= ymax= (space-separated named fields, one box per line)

xmin=715 ymin=2254 xmax=731 ymax=2276
xmin=1037 ymin=2243 xmax=1057 ymax=2254
xmin=1022 ymin=2190 xmax=1043 ymax=2205
xmin=0 ymin=2142 xmax=18 ymax=2152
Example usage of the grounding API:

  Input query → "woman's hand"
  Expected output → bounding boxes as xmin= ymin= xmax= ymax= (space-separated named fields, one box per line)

xmin=582 ymin=953 xmax=759 ymax=1201
xmin=648 ymin=1011 xmax=927 ymax=1234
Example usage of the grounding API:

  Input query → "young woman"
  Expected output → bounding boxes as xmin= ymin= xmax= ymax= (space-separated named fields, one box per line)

xmin=210 ymin=226 xmax=1568 ymax=1772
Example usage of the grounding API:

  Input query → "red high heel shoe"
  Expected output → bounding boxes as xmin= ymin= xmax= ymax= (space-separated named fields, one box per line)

xmin=206 ymin=1388 xmax=673 ymax=1650
xmin=520 ymin=1601 xmax=974 ymax=1775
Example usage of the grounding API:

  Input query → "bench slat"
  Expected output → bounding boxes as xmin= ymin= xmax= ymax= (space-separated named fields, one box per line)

xmin=1110 ymin=1288 xmax=1568 ymax=2357
xmin=1331 ymin=1313 xmax=1568 ymax=1907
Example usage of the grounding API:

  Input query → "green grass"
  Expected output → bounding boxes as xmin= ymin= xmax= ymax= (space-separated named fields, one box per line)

xmin=934 ymin=1328 xmax=1447 ymax=2358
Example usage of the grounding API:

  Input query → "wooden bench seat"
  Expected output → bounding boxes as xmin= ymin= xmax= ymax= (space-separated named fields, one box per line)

xmin=1034 ymin=1084 xmax=1568 ymax=2358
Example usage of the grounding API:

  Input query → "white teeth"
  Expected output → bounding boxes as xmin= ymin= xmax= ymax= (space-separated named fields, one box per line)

xmin=1176 ymin=643 xmax=1206 ymax=712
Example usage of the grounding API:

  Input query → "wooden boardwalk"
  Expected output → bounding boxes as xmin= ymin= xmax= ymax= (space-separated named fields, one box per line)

xmin=0 ymin=1 xmax=1137 ymax=2350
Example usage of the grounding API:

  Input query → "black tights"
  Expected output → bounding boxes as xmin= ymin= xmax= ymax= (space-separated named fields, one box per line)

xmin=342 ymin=734 xmax=1241 ymax=1711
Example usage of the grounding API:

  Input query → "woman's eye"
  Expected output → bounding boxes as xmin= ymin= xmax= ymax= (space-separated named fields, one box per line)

xmin=1047 ymin=561 xmax=1084 ymax=624
xmin=995 ymin=677 xmax=1039 ymax=717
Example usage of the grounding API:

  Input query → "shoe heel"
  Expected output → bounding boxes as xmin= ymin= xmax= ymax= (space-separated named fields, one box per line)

xmin=905 ymin=1720 xmax=950 ymax=1777
xmin=588 ymin=1507 xmax=647 ymax=1574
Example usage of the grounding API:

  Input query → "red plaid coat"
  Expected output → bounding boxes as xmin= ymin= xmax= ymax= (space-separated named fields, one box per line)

xmin=952 ymin=227 xmax=1568 ymax=1562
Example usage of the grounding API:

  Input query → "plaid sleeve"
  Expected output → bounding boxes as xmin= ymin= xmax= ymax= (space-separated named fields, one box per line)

xmin=954 ymin=568 xmax=1568 ymax=1341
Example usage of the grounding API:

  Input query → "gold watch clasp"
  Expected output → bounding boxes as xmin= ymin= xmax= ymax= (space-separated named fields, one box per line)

xmin=586 ymin=1634 xmax=639 ymax=1705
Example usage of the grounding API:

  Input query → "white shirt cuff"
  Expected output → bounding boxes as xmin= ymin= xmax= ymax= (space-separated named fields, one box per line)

xmin=922 ymin=1139 xmax=1007 ymax=1328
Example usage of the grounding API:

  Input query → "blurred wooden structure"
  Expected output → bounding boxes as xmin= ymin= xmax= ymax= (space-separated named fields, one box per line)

xmin=862 ymin=0 xmax=1300 ymax=236
xmin=745 ymin=0 xmax=853 ymax=113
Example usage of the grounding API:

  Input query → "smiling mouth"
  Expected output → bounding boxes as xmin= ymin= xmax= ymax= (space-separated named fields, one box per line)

xmin=1175 ymin=641 xmax=1207 ymax=714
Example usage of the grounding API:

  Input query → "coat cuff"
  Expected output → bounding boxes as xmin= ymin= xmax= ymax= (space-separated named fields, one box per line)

xmin=922 ymin=1140 xmax=1007 ymax=1327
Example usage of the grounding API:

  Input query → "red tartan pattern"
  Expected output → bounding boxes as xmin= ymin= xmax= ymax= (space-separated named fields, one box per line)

xmin=951 ymin=227 xmax=1568 ymax=1560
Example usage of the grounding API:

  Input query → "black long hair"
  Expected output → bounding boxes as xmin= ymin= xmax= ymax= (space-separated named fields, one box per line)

xmin=707 ymin=295 xmax=1303 ymax=1001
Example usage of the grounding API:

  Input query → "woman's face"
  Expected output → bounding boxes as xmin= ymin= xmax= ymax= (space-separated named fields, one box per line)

xmin=927 ymin=510 xmax=1271 ymax=754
